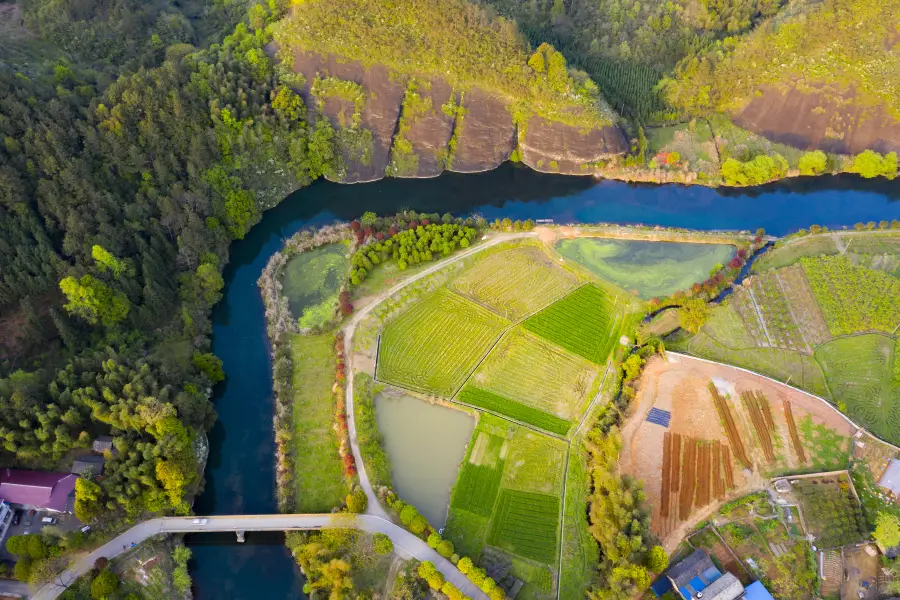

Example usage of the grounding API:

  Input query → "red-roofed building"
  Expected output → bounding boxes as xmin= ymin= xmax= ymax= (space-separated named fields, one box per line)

xmin=0 ymin=469 xmax=77 ymax=513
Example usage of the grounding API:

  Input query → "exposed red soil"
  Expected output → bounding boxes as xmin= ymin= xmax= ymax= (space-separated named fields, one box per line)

xmin=401 ymin=78 xmax=455 ymax=177
xmin=519 ymin=117 xmax=628 ymax=175
xmin=451 ymin=88 xmax=515 ymax=173
xmin=734 ymin=85 xmax=900 ymax=155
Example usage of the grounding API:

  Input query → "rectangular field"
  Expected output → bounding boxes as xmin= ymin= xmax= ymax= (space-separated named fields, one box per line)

xmin=290 ymin=333 xmax=347 ymax=512
xmin=378 ymin=288 xmax=509 ymax=396
xmin=466 ymin=327 xmax=600 ymax=422
xmin=451 ymin=463 xmax=504 ymax=517
xmin=488 ymin=489 xmax=560 ymax=563
xmin=457 ymin=387 xmax=572 ymax=435
xmin=451 ymin=245 xmax=580 ymax=321
xmin=523 ymin=284 xmax=623 ymax=364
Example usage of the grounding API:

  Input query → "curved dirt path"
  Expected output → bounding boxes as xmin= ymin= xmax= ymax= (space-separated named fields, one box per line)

xmin=342 ymin=231 xmax=535 ymax=518
xmin=33 ymin=514 xmax=486 ymax=600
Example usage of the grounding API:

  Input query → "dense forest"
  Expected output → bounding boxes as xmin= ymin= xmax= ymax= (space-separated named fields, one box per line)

xmin=0 ymin=0 xmax=336 ymax=523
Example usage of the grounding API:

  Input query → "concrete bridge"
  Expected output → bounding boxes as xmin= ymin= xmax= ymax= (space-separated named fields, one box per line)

xmin=33 ymin=514 xmax=487 ymax=600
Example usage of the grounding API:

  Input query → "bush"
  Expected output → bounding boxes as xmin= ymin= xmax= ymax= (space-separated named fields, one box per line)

xmin=647 ymin=545 xmax=669 ymax=572
xmin=798 ymin=150 xmax=828 ymax=175
xmin=437 ymin=540 xmax=454 ymax=558
xmin=457 ymin=556 xmax=473 ymax=574
xmin=345 ymin=488 xmax=368 ymax=514
xmin=373 ymin=533 xmax=393 ymax=554
xmin=721 ymin=154 xmax=788 ymax=185
xmin=91 ymin=568 xmax=119 ymax=599
xmin=849 ymin=150 xmax=898 ymax=179
xmin=427 ymin=533 xmax=441 ymax=549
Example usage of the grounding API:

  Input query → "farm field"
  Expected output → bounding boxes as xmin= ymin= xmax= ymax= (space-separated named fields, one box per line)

xmin=446 ymin=414 xmax=565 ymax=598
xmin=621 ymin=354 xmax=856 ymax=543
xmin=555 ymin=238 xmax=735 ymax=299
xmin=784 ymin=475 xmax=867 ymax=548
xmin=463 ymin=327 xmax=600 ymax=423
xmin=290 ymin=333 xmax=347 ymax=512
xmin=523 ymin=284 xmax=628 ymax=364
xmin=281 ymin=242 xmax=349 ymax=327
xmin=377 ymin=287 xmax=509 ymax=396
xmin=451 ymin=245 xmax=579 ymax=320
xmin=815 ymin=334 xmax=900 ymax=444
xmin=753 ymin=231 xmax=900 ymax=274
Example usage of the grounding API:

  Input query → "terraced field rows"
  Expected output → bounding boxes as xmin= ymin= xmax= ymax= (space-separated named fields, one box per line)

xmin=752 ymin=271 xmax=807 ymax=352
xmin=709 ymin=383 xmax=751 ymax=468
xmin=661 ymin=433 xmax=733 ymax=532
xmin=488 ymin=490 xmax=560 ymax=562
xmin=378 ymin=288 xmax=509 ymax=396
xmin=451 ymin=245 xmax=579 ymax=320
xmin=777 ymin=265 xmax=831 ymax=347
xmin=741 ymin=391 xmax=777 ymax=463
xmin=523 ymin=284 xmax=622 ymax=364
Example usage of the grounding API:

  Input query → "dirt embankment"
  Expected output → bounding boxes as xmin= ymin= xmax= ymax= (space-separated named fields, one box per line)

xmin=519 ymin=116 xmax=628 ymax=175
xmin=734 ymin=85 xmax=900 ymax=155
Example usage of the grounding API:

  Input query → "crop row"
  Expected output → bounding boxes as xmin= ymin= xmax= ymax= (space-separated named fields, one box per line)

xmin=741 ymin=390 xmax=777 ymax=463
xmin=457 ymin=387 xmax=572 ymax=436
xmin=783 ymin=399 xmax=807 ymax=463
xmin=488 ymin=489 xmax=559 ymax=563
xmin=451 ymin=462 xmax=504 ymax=518
xmin=709 ymin=383 xmax=751 ymax=467
xmin=523 ymin=284 xmax=619 ymax=364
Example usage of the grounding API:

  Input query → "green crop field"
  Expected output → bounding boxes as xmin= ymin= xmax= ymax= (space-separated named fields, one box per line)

xmin=815 ymin=334 xmax=900 ymax=444
xmin=802 ymin=256 xmax=900 ymax=336
xmin=488 ymin=490 xmax=560 ymax=563
xmin=290 ymin=333 xmax=347 ymax=512
xmin=281 ymin=242 xmax=349 ymax=327
xmin=523 ymin=284 xmax=624 ymax=364
xmin=452 ymin=245 xmax=580 ymax=320
xmin=500 ymin=430 xmax=567 ymax=495
xmin=457 ymin=387 xmax=572 ymax=435
xmin=451 ymin=463 xmax=504 ymax=517
xmin=466 ymin=327 xmax=599 ymax=422
xmin=754 ymin=232 xmax=900 ymax=273
xmin=378 ymin=288 xmax=509 ymax=396
xmin=556 ymin=238 xmax=735 ymax=299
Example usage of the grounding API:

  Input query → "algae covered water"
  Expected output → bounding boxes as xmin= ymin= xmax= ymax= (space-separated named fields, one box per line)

xmin=190 ymin=164 xmax=900 ymax=599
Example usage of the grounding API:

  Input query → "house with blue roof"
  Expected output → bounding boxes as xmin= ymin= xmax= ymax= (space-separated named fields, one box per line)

xmin=651 ymin=549 xmax=775 ymax=600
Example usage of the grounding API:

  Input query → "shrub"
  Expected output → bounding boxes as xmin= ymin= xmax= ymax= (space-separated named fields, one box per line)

xmin=427 ymin=533 xmax=441 ymax=549
xmin=798 ymin=150 xmax=828 ymax=175
xmin=647 ymin=545 xmax=669 ymax=572
xmin=409 ymin=515 xmax=427 ymax=535
xmin=849 ymin=150 xmax=898 ymax=179
xmin=345 ymin=488 xmax=368 ymax=514
xmin=437 ymin=540 xmax=454 ymax=558
xmin=373 ymin=533 xmax=394 ymax=554
xmin=457 ymin=556 xmax=473 ymax=574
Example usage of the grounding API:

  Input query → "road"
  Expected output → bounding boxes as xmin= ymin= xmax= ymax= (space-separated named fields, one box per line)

xmin=33 ymin=514 xmax=486 ymax=600
xmin=342 ymin=231 xmax=535 ymax=518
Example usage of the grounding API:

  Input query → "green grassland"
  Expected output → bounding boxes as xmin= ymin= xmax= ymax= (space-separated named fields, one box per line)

xmin=523 ymin=284 xmax=627 ymax=364
xmin=556 ymin=238 xmax=734 ymax=299
xmin=290 ymin=333 xmax=347 ymax=512
xmin=451 ymin=245 xmax=580 ymax=321
xmin=378 ymin=288 xmax=509 ymax=396
xmin=446 ymin=414 xmax=565 ymax=589
xmin=816 ymin=334 xmax=900 ymax=443
xmin=457 ymin=387 xmax=572 ymax=435
xmin=465 ymin=327 xmax=600 ymax=421
xmin=281 ymin=243 xmax=349 ymax=327
xmin=797 ymin=415 xmax=851 ymax=472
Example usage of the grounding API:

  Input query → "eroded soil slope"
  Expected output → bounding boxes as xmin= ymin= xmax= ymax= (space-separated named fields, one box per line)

xmin=520 ymin=116 xmax=629 ymax=175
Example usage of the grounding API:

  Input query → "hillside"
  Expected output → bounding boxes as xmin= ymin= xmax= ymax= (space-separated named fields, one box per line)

xmin=664 ymin=0 xmax=900 ymax=155
xmin=271 ymin=0 xmax=628 ymax=182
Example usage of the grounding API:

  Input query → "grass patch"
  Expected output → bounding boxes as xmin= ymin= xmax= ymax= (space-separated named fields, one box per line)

xmin=798 ymin=415 xmax=851 ymax=471
xmin=468 ymin=327 xmax=600 ymax=421
xmin=488 ymin=489 xmax=559 ymax=563
xmin=451 ymin=462 xmax=504 ymax=517
xmin=291 ymin=334 xmax=347 ymax=512
xmin=560 ymin=439 xmax=599 ymax=600
xmin=378 ymin=288 xmax=509 ymax=396
xmin=444 ymin=508 xmax=491 ymax=559
xmin=353 ymin=373 xmax=392 ymax=488
xmin=457 ymin=387 xmax=571 ymax=436
xmin=815 ymin=334 xmax=900 ymax=444
xmin=523 ymin=284 xmax=624 ymax=364
xmin=500 ymin=430 xmax=567 ymax=495
xmin=556 ymin=238 xmax=734 ymax=299
xmin=451 ymin=245 xmax=579 ymax=321
xmin=281 ymin=242 xmax=349 ymax=327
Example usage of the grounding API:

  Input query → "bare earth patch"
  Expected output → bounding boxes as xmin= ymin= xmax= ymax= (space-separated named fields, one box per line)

xmin=735 ymin=85 xmax=900 ymax=154
xmin=452 ymin=88 xmax=515 ymax=173
xmin=519 ymin=117 xmax=627 ymax=175
xmin=401 ymin=78 xmax=455 ymax=177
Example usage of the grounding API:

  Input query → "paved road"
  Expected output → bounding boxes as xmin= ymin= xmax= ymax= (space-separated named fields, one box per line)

xmin=343 ymin=231 xmax=535 ymax=518
xmin=33 ymin=514 xmax=486 ymax=600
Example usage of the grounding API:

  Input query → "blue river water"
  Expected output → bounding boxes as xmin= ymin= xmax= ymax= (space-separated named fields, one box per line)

xmin=189 ymin=164 xmax=900 ymax=598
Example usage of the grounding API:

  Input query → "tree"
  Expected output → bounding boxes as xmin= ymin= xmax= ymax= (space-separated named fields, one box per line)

xmin=437 ymin=540 xmax=454 ymax=558
xmin=874 ymin=513 xmax=900 ymax=549
xmin=850 ymin=150 xmax=898 ymax=179
xmin=678 ymin=298 xmax=710 ymax=333
xmin=192 ymin=352 xmax=225 ymax=383
xmin=345 ymin=488 xmax=368 ymax=514
xmin=399 ymin=505 xmax=419 ymax=526
xmin=798 ymin=150 xmax=827 ymax=175
xmin=373 ymin=533 xmax=393 ymax=554
xmin=91 ymin=245 xmax=131 ymax=277
xmin=647 ymin=545 xmax=669 ymax=572
xmin=528 ymin=50 xmax=545 ymax=72
xmin=409 ymin=515 xmax=427 ymax=535
xmin=13 ymin=559 xmax=31 ymax=582
xmin=91 ymin=568 xmax=119 ymax=599
xmin=75 ymin=478 xmax=105 ymax=523
xmin=60 ymin=275 xmax=130 ymax=327
xmin=427 ymin=533 xmax=441 ymax=548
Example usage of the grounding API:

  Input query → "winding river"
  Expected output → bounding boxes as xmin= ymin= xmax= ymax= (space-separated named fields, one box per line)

xmin=188 ymin=164 xmax=900 ymax=599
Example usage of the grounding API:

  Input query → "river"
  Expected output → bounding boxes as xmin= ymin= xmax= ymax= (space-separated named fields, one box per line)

xmin=188 ymin=164 xmax=900 ymax=598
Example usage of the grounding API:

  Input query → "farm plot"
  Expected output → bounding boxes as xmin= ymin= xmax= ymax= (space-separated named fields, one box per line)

xmin=452 ymin=460 xmax=505 ymax=517
xmin=791 ymin=475 xmax=867 ymax=548
xmin=523 ymin=284 xmax=625 ymax=364
xmin=456 ymin=387 xmax=572 ymax=435
xmin=487 ymin=490 xmax=560 ymax=563
xmin=709 ymin=384 xmax=751 ymax=468
xmin=555 ymin=238 xmax=735 ymax=300
xmin=782 ymin=400 xmax=807 ymax=464
xmin=377 ymin=288 xmax=509 ymax=397
xmin=816 ymin=334 xmax=900 ymax=445
xmin=797 ymin=414 xmax=851 ymax=472
xmin=451 ymin=245 xmax=579 ymax=321
xmin=500 ymin=430 xmax=567 ymax=495
xmin=464 ymin=327 xmax=600 ymax=422
xmin=777 ymin=265 xmax=831 ymax=347
xmin=802 ymin=255 xmax=900 ymax=336
xmin=741 ymin=391 xmax=778 ymax=464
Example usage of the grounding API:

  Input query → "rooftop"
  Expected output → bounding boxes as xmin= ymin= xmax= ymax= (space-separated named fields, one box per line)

xmin=699 ymin=572 xmax=745 ymax=600
xmin=0 ymin=468 xmax=77 ymax=513
xmin=667 ymin=549 xmax=716 ymax=588
xmin=879 ymin=459 xmax=900 ymax=496
xmin=71 ymin=455 xmax=105 ymax=476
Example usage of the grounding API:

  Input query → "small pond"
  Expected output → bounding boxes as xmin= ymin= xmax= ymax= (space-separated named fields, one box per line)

xmin=374 ymin=393 xmax=475 ymax=528
xmin=281 ymin=242 xmax=349 ymax=327
xmin=555 ymin=238 xmax=736 ymax=299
